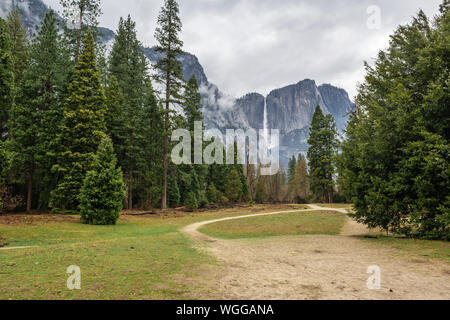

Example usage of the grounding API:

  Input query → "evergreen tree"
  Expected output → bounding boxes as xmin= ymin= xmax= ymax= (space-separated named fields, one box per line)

xmin=6 ymin=9 xmax=28 ymax=88
xmin=0 ymin=18 xmax=13 ymax=141
xmin=207 ymin=141 xmax=229 ymax=195
xmin=293 ymin=154 xmax=310 ymax=203
xmin=340 ymin=5 xmax=450 ymax=239
xmin=37 ymin=11 xmax=72 ymax=208
xmin=10 ymin=10 xmax=67 ymax=212
xmin=184 ymin=191 xmax=198 ymax=212
xmin=79 ymin=136 xmax=124 ymax=225
xmin=6 ymin=9 xmax=31 ymax=210
xmin=184 ymin=76 xmax=203 ymax=133
xmin=179 ymin=75 xmax=210 ymax=206
xmin=0 ymin=141 xmax=7 ymax=182
xmin=225 ymin=168 xmax=243 ymax=203
xmin=286 ymin=155 xmax=298 ymax=202
xmin=142 ymin=77 xmax=164 ymax=208
xmin=51 ymin=31 xmax=106 ymax=211
xmin=167 ymin=169 xmax=180 ymax=207
xmin=231 ymin=143 xmax=250 ymax=202
xmin=108 ymin=15 xmax=149 ymax=209
xmin=287 ymin=155 xmax=297 ymax=185
xmin=206 ymin=183 xmax=218 ymax=204
xmin=265 ymin=169 xmax=285 ymax=203
xmin=255 ymin=173 xmax=268 ymax=204
xmin=307 ymin=106 xmax=337 ymax=203
xmin=154 ymin=0 xmax=185 ymax=210
xmin=59 ymin=0 xmax=102 ymax=60
xmin=10 ymin=83 xmax=38 ymax=213
xmin=178 ymin=166 xmax=200 ymax=205
xmin=104 ymin=75 xmax=125 ymax=151
xmin=0 ymin=141 xmax=10 ymax=211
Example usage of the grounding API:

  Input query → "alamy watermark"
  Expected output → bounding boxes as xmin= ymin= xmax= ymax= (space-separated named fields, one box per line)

xmin=367 ymin=5 xmax=382 ymax=30
xmin=67 ymin=265 xmax=81 ymax=290
xmin=366 ymin=265 xmax=381 ymax=290
xmin=171 ymin=121 xmax=280 ymax=176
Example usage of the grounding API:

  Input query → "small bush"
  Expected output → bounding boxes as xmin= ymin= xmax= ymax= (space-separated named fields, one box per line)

xmin=0 ymin=186 xmax=23 ymax=213
xmin=198 ymin=194 xmax=209 ymax=208
xmin=219 ymin=195 xmax=229 ymax=206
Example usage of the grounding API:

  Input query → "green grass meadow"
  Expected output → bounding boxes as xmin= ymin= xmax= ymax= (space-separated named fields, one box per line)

xmin=1 ymin=204 xmax=448 ymax=300
xmin=199 ymin=210 xmax=347 ymax=239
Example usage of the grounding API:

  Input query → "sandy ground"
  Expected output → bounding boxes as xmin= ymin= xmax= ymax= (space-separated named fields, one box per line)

xmin=182 ymin=205 xmax=450 ymax=300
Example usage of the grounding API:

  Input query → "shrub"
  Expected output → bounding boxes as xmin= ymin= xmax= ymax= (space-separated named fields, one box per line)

xmin=198 ymin=194 xmax=209 ymax=208
xmin=219 ymin=195 xmax=229 ymax=206
xmin=79 ymin=137 xmax=125 ymax=225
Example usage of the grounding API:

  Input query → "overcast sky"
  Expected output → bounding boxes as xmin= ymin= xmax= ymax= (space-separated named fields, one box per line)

xmin=44 ymin=0 xmax=442 ymax=99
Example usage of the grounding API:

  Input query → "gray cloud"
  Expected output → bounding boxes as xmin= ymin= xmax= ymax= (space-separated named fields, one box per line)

xmin=44 ymin=0 xmax=443 ymax=98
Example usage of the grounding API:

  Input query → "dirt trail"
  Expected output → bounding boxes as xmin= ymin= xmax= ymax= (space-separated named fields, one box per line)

xmin=183 ymin=205 xmax=450 ymax=300
xmin=0 ymin=246 xmax=38 ymax=251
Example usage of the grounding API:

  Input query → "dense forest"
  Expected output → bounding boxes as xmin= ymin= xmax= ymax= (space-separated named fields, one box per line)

xmin=0 ymin=0 xmax=448 ymax=240
xmin=0 ymin=0 xmax=250 ymax=217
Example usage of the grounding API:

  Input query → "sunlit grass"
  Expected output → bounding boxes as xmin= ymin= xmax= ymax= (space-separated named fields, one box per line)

xmin=199 ymin=211 xmax=347 ymax=239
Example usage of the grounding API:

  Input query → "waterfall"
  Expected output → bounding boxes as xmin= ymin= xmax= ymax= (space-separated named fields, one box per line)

xmin=263 ymin=96 xmax=268 ymax=141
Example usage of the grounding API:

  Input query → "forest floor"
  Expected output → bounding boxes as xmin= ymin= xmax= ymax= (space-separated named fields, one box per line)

xmin=0 ymin=204 xmax=449 ymax=300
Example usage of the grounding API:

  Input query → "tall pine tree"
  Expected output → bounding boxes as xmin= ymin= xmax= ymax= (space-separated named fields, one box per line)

xmin=293 ymin=154 xmax=310 ymax=203
xmin=6 ymin=9 xmax=28 ymax=88
xmin=51 ymin=31 xmax=106 ymax=211
xmin=154 ymin=0 xmax=185 ymax=210
xmin=108 ymin=15 xmax=150 ymax=209
xmin=11 ymin=10 xmax=69 ymax=212
xmin=59 ymin=0 xmax=102 ymax=60
xmin=179 ymin=76 xmax=208 ymax=206
xmin=307 ymin=106 xmax=337 ymax=203
xmin=0 ymin=18 xmax=13 ymax=141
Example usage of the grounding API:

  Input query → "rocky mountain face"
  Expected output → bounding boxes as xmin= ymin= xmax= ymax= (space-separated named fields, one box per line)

xmin=318 ymin=83 xmax=353 ymax=132
xmin=142 ymin=47 xmax=209 ymax=86
xmin=0 ymin=0 xmax=48 ymax=32
xmin=264 ymin=80 xmax=353 ymax=167
xmin=4 ymin=0 xmax=354 ymax=169
xmin=267 ymin=79 xmax=329 ymax=134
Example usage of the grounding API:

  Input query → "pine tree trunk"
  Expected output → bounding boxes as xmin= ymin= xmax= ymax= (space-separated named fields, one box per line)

xmin=162 ymin=116 xmax=168 ymax=210
xmin=75 ymin=4 xmax=84 ymax=61
xmin=26 ymin=162 xmax=34 ymax=213
xmin=328 ymin=172 xmax=333 ymax=204
xmin=128 ymin=182 xmax=133 ymax=210
xmin=161 ymin=66 xmax=170 ymax=210
xmin=124 ymin=184 xmax=129 ymax=210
